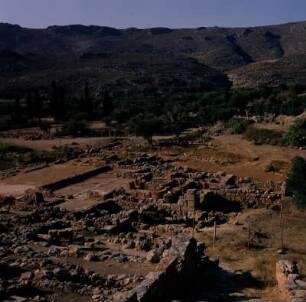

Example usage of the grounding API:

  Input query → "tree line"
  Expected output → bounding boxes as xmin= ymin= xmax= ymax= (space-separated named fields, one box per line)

xmin=2 ymin=82 xmax=306 ymax=140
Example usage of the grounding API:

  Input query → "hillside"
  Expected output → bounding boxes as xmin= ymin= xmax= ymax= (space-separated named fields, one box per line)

xmin=0 ymin=21 xmax=306 ymax=96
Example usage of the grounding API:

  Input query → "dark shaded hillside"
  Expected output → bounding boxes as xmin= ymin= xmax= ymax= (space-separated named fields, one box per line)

xmin=0 ymin=52 xmax=229 ymax=98
xmin=0 ymin=21 xmax=306 ymax=95
xmin=228 ymin=55 xmax=306 ymax=88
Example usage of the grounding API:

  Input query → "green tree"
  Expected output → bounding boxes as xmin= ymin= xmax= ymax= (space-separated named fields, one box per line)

xmin=33 ymin=89 xmax=42 ymax=120
xmin=282 ymin=119 xmax=306 ymax=147
xmin=83 ymin=81 xmax=93 ymax=117
xmin=50 ymin=82 xmax=67 ymax=121
xmin=61 ymin=113 xmax=89 ymax=136
xmin=13 ymin=97 xmax=21 ymax=121
xmin=227 ymin=118 xmax=250 ymax=134
xmin=101 ymin=91 xmax=114 ymax=116
xmin=128 ymin=113 xmax=164 ymax=145
xmin=37 ymin=120 xmax=51 ymax=133
xmin=286 ymin=156 xmax=306 ymax=208
xmin=26 ymin=91 xmax=34 ymax=119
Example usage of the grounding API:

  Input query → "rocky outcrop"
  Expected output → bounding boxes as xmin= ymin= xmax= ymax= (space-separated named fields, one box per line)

xmin=276 ymin=260 xmax=306 ymax=302
xmin=23 ymin=189 xmax=44 ymax=205
xmin=0 ymin=195 xmax=15 ymax=208
xmin=3 ymin=21 xmax=306 ymax=97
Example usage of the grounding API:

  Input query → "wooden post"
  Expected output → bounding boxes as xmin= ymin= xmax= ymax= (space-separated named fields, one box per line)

xmin=213 ymin=221 xmax=217 ymax=247
xmin=192 ymin=214 xmax=195 ymax=238
xmin=58 ymin=135 xmax=62 ymax=161
xmin=247 ymin=224 xmax=251 ymax=250
xmin=293 ymin=202 xmax=298 ymax=217
xmin=192 ymin=202 xmax=195 ymax=238
xmin=280 ymin=204 xmax=283 ymax=226
xmin=280 ymin=222 xmax=284 ymax=250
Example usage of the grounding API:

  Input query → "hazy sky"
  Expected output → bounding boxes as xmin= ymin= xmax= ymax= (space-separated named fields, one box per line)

xmin=0 ymin=0 xmax=305 ymax=29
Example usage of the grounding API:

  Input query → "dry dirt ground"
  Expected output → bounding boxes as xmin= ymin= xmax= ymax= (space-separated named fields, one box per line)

xmin=0 ymin=159 xmax=97 ymax=197
xmin=0 ymin=121 xmax=139 ymax=151
xmin=212 ymin=134 xmax=304 ymax=180
xmin=5 ymin=124 xmax=301 ymax=183
xmin=163 ymin=134 xmax=305 ymax=182
xmin=0 ymin=137 xmax=114 ymax=151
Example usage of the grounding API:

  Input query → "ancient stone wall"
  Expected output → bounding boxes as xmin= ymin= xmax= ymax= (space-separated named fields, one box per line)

xmin=117 ymin=235 xmax=214 ymax=302
xmin=40 ymin=165 xmax=112 ymax=191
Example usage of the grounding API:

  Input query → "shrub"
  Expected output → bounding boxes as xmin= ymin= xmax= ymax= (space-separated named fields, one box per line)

xmin=227 ymin=118 xmax=250 ymax=134
xmin=0 ymin=141 xmax=9 ymax=153
xmin=37 ymin=120 xmax=51 ymax=133
xmin=60 ymin=113 xmax=89 ymax=136
xmin=51 ymin=146 xmax=81 ymax=161
xmin=282 ymin=119 xmax=306 ymax=147
xmin=128 ymin=113 xmax=164 ymax=145
xmin=265 ymin=161 xmax=282 ymax=173
xmin=243 ymin=127 xmax=283 ymax=145
xmin=0 ymin=142 xmax=33 ymax=170
xmin=286 ymin=156 xmax=306 ymax=208
xmin=0 ymin=140 xmax=81 ymax=171
xmin=0 ymin=141 xmax=12 ymax=170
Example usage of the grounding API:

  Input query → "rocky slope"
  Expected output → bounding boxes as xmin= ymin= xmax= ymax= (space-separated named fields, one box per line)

xmin=0 ymin=21 xmax=306 ymax=96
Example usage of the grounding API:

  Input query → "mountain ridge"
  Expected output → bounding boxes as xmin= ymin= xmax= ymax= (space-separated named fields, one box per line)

xmin=0 ymin=20 xmax=306 ymax=97
xmin=1 ymin=19 xmax=305 ymax=30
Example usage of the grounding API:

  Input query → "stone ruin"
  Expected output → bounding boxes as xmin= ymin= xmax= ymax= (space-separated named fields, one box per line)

xmin=276 ymin=260 xmax=306 ymax=302
xmin=0 ymin=153 xmax=286 ymax=302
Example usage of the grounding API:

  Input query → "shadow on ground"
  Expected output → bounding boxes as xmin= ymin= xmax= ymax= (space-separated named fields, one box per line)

xmin=168 ymin=264 xmax=272 ymax=302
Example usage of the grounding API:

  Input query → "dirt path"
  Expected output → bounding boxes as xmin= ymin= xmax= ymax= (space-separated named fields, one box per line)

xmin=0 ymin=184 xmax=36 ymax=197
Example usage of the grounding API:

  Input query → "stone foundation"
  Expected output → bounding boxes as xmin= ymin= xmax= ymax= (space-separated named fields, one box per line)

xmin=111 ymin=235 xmax=215 ymax=302
xmin=41 ymin=165 xmax=112 ymax=191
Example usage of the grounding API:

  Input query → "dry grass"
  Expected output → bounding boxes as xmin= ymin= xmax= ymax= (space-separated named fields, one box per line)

xmin=250 ymin=255 xmax=277 ymax=286
xmin=196 ymin=204 xmax=306 ymax=292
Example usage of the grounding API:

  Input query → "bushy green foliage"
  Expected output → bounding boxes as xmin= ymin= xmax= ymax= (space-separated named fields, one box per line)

xmin=37 ymin=120 xmax=51 ymax=133
xmin=57 ymin=84 xmax=306 ymax=133
xmin=243 ymin=127 xmax=283 ymax=145
xmin=60 ymin=113 xmax=89 ymax=136
xmin=50 ymin=146 xmax=81 ymax=161
xmin=286 ymin=156 xmax=306 ymax=208
xmin=227 ymin=118 xmax=250 ymax=134
xmin=0 ymin=141 xmax=16 ymax=169
xmin=0 ymin=141 xmax=81 ymax=171
xmin=282 ymin=119 xmax=306 ymax=147
xmin=128 ymin=113 xmax=164 ymax=144
xmin=3 ymin=82 xmax=306 ymax=132
xmin=0 ymin=142 xmax=36 ymax=170
xmin=0 ymin=141 xmax=9 ymax=153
